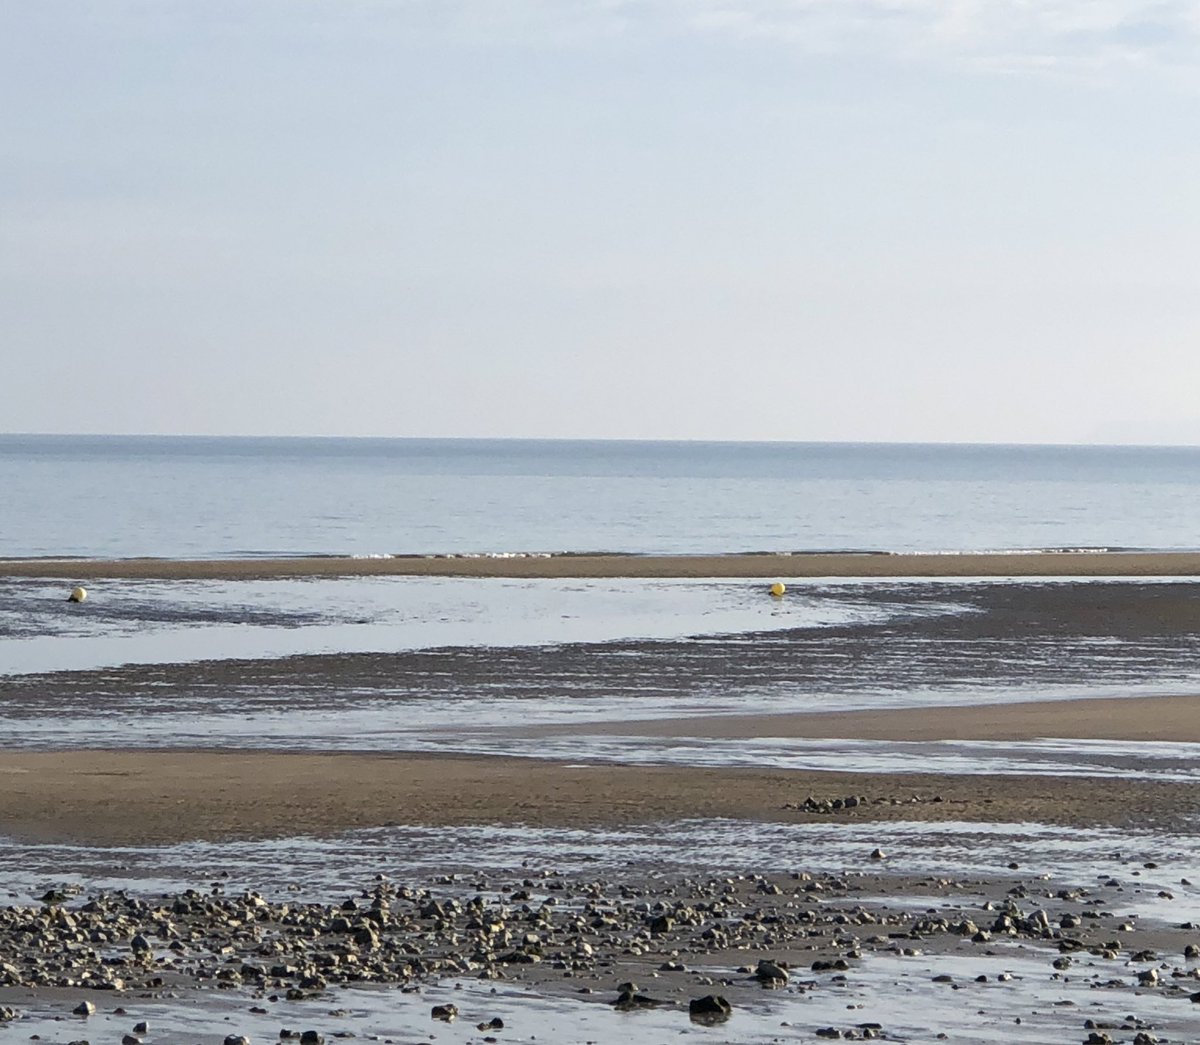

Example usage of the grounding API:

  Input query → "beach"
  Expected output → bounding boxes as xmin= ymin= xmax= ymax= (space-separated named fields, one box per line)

xmin=5 ymin=562 xmax=1200 ymax=1041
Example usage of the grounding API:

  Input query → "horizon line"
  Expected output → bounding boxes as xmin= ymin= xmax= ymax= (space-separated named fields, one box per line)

xmin=3 ymin=431 xmax=1200 ymax=451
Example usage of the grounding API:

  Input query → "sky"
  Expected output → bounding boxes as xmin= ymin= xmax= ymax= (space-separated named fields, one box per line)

xmin=2 ymin=0 xmax=1199 ymax=444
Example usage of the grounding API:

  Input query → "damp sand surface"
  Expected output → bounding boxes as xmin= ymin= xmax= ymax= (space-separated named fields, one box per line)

xmin=1 ymin=725 xmax=1199 ymax=846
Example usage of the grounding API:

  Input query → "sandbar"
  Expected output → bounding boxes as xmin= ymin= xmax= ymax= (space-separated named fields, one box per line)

xmin=2 ymin=688 xmax=1198 ymax=845
xmin=0 ymin=743 xmax=1191 ymax=847
xmin=4 ymin=549 xmax=1200 ymax=579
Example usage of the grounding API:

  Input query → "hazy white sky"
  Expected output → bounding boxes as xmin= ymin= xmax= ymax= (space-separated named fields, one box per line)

xmin=3 ymin=1 xmax=1199 ymax=443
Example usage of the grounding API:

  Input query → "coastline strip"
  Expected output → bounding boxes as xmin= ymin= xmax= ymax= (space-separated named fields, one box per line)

xmin=4 ymin=550 xmax=1200 ymax=579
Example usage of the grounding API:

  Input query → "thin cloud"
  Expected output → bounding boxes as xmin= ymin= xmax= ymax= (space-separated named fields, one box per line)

xmin=50 ymin=1 xmax=1200 ymax=77
xmin=414 ymin=0 xmax=1200 ymax=78
xmin=673 ymin=0 xmax=1200 ymax=73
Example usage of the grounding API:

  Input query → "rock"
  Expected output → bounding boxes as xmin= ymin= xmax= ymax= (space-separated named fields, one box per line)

xmin=431 ymin=1004 xmax=458 ymax=1021
xmin=223 ymin=1037 xmax=251 ymax=1045
xmin=0 ymin=1007 xmax=16 ymax=1022
xmin=299 ymin=1032 xmax=324 ymax=1045
xmin=1137 ymin=968 xmax=1159 ymax=986
xmin=613 ymin=990 xmax=667 ymax=1010
xmin=73 ymin=1002 xmax=96 ymax=1017
xmin=816 ymin=1029 xmax=842 ymax=1039
xmin=688 ymin=995 xmax=732 ymax=1023
xmin=122 ymin=1036 xmax=142 ymax=1045
xmin=133 ymin=1023 xmax=149 ymax=1034
xmin=352 ymin=926 xmax=378 ymax=949
xmin=870 ymin=848 xmax=886 ymax=860
xmin=476 ymin=1018 xmax=504 ymax=1031
xmin=754 ymin=958 xmax=789 ymax=985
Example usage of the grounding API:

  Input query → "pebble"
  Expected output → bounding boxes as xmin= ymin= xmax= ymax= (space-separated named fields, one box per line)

xmin=0 ymin=865 xmax=1184 ymax=1042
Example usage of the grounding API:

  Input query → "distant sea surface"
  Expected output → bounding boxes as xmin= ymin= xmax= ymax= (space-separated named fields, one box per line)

xmin=4 ymin=434 xmax=1200 ymax=560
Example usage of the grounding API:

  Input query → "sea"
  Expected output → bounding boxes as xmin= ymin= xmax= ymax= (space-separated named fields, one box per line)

xmin=4 ymin=433 xmax=1200 ymax=559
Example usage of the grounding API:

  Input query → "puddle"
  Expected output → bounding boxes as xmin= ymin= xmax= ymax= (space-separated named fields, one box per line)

xmin=0 ymin=576 xmax=888 ymax=675
xmin=2 ymin=819 xmax=1196 ymax=908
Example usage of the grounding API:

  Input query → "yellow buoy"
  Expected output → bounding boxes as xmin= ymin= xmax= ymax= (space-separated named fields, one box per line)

xmin=68 ymin=586 xmax=87 ymax=603
xmin=769 ymin=581 xmax=786 ymax=597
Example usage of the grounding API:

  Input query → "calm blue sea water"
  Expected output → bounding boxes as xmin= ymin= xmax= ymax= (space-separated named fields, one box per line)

xmin=3 ymin=434 xmax=1200 ymax=559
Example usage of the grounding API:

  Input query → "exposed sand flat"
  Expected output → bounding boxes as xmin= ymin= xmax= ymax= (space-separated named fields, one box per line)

xmin=0 ymin=745 xmax=1194 ymax=846
xmin=552 ymin=692 xmax=1200 ymax=743
xmin=3 ymin=549 xmax=1200 ymax=579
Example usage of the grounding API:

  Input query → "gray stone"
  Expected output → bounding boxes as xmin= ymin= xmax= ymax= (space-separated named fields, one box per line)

xmin=688 ymin=995 xmax=732 ymax=1023
xmin=755 ymin=958 xmax=789 ymax=985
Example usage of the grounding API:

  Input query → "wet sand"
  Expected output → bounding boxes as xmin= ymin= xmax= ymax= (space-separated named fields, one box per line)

xmin=0 ymin=734 xmax=1196 ymax=846
xmin=558 ymin=691 xmax=1200 ymax=743
xmin=5 ymin=548 xmax=1200 ymax=578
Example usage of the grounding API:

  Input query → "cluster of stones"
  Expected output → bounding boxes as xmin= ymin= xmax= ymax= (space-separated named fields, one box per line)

xmin=0 ymin=865 xmax=1195 ymax=1040
xmin=1 ymin=872 xmax=906 ymax=996
xmin=781 ymin=793 xmax=945 ymax=814
xmin=1081 ymin=1014 xmax=1161 ymax=1045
